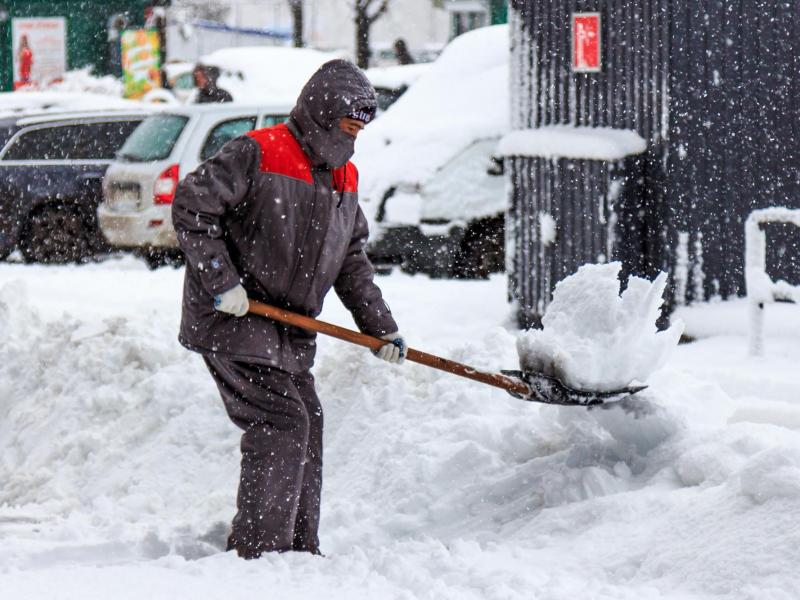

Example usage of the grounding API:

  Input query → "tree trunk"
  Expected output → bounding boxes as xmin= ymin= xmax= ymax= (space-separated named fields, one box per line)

xmin=355 ymin=9 xmax=371 ymax=69
xmin=354 ymin=0 xmax=389 ymax=69
xmin=289 ymin=0 xmax=304 ymax=48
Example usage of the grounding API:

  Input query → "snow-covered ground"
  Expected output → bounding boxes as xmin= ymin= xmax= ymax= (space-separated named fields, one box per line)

xmin=1 ymin=258 xmax=799 ymax=599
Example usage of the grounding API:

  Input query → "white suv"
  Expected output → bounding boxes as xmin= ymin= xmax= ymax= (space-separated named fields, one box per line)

xmin=97 ymin=102 xmax=291 ymax=267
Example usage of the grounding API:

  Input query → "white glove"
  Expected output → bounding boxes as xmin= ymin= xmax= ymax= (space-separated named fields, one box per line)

xmin=373 ymin=332 xmax=406 ymax=364
xmin=214 ymin=284 xmax=249 ymax=317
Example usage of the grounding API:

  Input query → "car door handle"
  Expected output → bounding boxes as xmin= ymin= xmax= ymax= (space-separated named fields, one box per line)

xmin=79 ymin=172 xmax=105 ymax=180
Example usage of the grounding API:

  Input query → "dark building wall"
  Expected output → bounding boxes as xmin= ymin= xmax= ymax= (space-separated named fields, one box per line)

xmin=667 ymin=0 xmax=800 ymax=301
xmin=507 ymin=154 xmax=644 ymax=326
xmin=508 ymin=0 xmax=670 ymax=325
xmin=508 ymin=0 xmax=800 ymax=325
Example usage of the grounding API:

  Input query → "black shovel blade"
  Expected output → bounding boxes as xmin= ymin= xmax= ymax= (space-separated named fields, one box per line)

xmin=501 ymin=370 xmax=648 ymax=407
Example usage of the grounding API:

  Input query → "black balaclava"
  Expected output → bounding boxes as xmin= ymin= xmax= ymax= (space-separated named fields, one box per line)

xmin=288 ymin=59 xmax=378 ymax=169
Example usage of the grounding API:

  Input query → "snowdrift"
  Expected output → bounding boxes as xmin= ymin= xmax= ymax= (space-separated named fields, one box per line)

xmin=2 ymin=262 xmax=800 ymax=599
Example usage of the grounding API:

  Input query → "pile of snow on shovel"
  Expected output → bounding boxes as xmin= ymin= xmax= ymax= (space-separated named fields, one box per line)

xmin=518 ymin=262 xmax=684 ymax=391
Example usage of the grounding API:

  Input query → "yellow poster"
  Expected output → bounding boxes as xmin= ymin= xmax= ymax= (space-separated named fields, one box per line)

xmin=121 ymin=29 xmax=161 ymax=99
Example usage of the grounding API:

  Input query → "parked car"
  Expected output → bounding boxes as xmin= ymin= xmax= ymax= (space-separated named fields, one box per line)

xmin=0 ymin=110 xmax=150 ymax=263
xmin=97 ymin=102 xmax=292 ymax=268
xmin=355 ymin=25 xmax=509 ymax=278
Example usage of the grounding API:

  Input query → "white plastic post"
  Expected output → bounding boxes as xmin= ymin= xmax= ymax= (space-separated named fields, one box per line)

xmin=748 ymin=298 xmax=764 ymax=357
xmin=745 ymin=215 xmax=768 ymax=357
xmin=744 ymin=207 xmax=800 ymax=357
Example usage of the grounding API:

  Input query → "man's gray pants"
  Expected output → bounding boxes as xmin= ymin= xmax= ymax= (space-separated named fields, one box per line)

xmin=204 ymin=355 xmax=322 ymax=558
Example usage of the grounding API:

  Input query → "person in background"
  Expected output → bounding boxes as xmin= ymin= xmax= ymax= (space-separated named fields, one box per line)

xmin=193 ymin=64 xmax=233 ymax=103
xmin=393 ymin=38 xmax=415 ymax=65
xmin=172 ymin=59 xmax=406 ymax=559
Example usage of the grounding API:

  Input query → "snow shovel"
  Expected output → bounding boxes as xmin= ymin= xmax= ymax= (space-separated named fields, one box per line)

xmin=248 ymin=301 xmax=647 ymax=407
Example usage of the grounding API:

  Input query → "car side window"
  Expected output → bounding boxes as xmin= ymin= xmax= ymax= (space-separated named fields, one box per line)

xmin=260 ymin=114 xmax=289 ymax=128
xmin=200 ymin=117 xmax=256 ymax=161
xmin=72 ymin=120 xmax=142 ymax=160
xmin=2 ymin=125 xmax=83 ymax=160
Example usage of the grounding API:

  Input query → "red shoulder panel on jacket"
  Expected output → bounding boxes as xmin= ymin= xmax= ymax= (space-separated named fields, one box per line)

xmin=333 ymin=162 xmax=358 ymax=194
xmin=246 ymin=124 xmax=359 ymax=192
xmin=246 ymin=124 xmax=312 ymax=184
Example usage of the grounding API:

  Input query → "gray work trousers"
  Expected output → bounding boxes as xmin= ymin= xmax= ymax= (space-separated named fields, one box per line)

xmin=204 ymin=355 xmax=323 ymax=558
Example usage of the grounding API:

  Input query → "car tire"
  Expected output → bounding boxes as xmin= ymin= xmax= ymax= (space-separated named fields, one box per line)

xmin=452 ymin=215 xmax=505 ymax=279
xmin=20 ymin=205 xmax=91 ymax=264
xmin=141 ymin=248 xmax=185 ymax=270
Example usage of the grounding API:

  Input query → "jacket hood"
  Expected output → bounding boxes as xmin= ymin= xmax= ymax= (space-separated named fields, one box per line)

xmin=289 ymin=59 xmax=377 ymax=168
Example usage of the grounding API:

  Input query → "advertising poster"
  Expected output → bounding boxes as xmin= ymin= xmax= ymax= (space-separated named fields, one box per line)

xmin=121 ymin=29 xmax=162 ymax=99
xmin=11 ymin=17 xmax=67 ymax=89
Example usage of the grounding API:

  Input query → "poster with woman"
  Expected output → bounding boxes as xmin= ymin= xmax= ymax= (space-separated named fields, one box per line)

xmin=12 ymin=17 xmax=67 ymax=89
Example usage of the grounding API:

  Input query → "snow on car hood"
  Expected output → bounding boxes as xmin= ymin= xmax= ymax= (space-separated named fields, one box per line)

xmin=355 ymin=25 xmax=509 ymax=211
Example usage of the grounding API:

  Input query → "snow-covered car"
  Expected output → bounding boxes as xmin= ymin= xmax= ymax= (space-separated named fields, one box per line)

xmin=152 ymin=47 xmax=342 ymax=105
xmin=97 ymin=102 xmax=291 ymax=268
xmin=356 ymin=25 xmax=509 ymax=278
xmin=0 ymin=110 xmax=149 ymax=263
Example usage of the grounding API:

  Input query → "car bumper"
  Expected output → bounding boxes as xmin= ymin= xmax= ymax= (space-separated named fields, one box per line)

xmin=368 ymin=223 xmax=465 ymax=276
xmin=97 ymin=204 xmax=178 ymax=249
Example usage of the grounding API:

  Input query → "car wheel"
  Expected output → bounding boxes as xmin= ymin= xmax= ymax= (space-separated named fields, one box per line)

xmin=452 ymin=215 xmax=505 ymax=279
xmin=141 ymin=248 xmax=185 ymax=270
xmin=20 ymin=205 xmax=91 ymax=264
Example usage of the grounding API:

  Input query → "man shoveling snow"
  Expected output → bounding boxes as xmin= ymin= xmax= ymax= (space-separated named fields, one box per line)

xmin=172 ymin=60 xmax=407 ymax=559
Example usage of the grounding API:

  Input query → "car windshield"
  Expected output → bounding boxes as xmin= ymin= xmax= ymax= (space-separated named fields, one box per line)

xmin=117 ymin=114 xmax=189 ymax=162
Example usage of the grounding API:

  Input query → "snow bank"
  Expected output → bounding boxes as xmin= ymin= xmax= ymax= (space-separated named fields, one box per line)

xmin=0 ymin=275 xmax=231 ymax=541
xmin=498 ymin=126 xmax=647 ymax=161
xmin=517 ymin=263 xmax=683 ymax=391
xmin=44 ymin=68 xmax=124 ymax=97
xmin=355 ymin=25 xmax=509 ymax=211
xmin=200 ymin=46 xmax=342 ymax=105
xmin=3 ymin=262 xmax=800 ymax=599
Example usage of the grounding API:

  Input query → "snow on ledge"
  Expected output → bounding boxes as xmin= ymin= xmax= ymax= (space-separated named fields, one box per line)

xmin=497 ymin=126 xmax=647 ymax=161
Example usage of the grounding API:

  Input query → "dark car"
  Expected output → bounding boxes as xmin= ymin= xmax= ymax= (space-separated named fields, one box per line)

xmin=0 ymin=111 xmax=148 ymax=263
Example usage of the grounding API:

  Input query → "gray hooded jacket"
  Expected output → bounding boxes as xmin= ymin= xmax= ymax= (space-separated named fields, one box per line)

xmin=172 ymin=60 xmax=397 ymax=372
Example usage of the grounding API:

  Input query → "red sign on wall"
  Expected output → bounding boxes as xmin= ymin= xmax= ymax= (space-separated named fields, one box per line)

xmin=572 ymin=13 xmax=602 ymax=73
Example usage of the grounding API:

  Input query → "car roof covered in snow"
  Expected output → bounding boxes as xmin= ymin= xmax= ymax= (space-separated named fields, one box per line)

xmin=199 ymin=46 xmax=345 ymax=105
xmin=355 ymin=25 xmax=509 ymax=204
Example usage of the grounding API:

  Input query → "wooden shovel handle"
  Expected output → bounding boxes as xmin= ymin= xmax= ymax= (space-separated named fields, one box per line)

xmin=247 ymin=300 xmax=530 ymax=397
